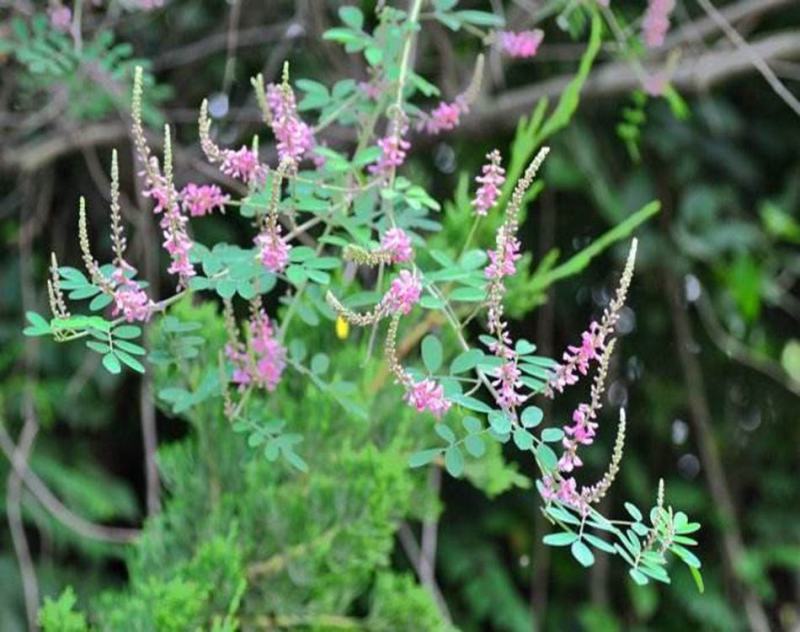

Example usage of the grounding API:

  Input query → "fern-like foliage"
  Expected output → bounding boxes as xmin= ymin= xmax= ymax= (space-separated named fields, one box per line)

xmin=0 ymin=15 xmax=168 ymax=123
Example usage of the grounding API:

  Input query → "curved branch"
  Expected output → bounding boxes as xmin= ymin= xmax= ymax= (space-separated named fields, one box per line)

xmin=0 ymin=420 xmax=141 ymax=544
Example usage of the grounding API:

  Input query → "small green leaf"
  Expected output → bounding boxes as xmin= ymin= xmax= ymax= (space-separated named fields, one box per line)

xmin=624 ymin=502 xmax=643 ymax=521
xmin=513 ymin=428 xmax=533 ymax=450
xmin=536 ymin=444 xmax=558 ymax=471
xmin=310 ymin=353 xmax=330 ymax=375
xmin=461 ymin=416 xmax=481 ymax=434
xmin=541 ymin=428 xmax=564 ymax=443
xmin=629 ymin=568 xmax=648 ymax=585
xmin=116 ymin=350 xmax=145 ymax=373
xmin=570 ymin=540 xmax=595 ymax=567
xmin=488 ymin=411 xmax=511 ymax=434
xmin=102 ymin=353 xmax=121 ymax=374
xmin=421 ymin=335 xmax=443 ymax=373
xmin=90 ymin=292 xmax=113 ymax=311
xmin=689 ymin=566 xmax=705 ymax=593
xmin=464 ymin=434 xmax=486 ymax=458
xmin=435 ymin=423 xmax=456 ymax=444
xmin=338 ymin=5 xmax=364 ymax=29
xmin=23 ymin=311 xmax=51 ymax=336
xmin=520 ymin=406 xmax=543 ymax=428
xmin=450 ymin=349 xmax=482 ymax=374
xmin=444 ymin=446 xmax=464 ymax=477
xmin=543 ymin=532 xmax=578 ymax=546
xmin=113 ymin=325 xmax=142 ymax=339
xmin=409 ymin=448 xmax=442 ymax=468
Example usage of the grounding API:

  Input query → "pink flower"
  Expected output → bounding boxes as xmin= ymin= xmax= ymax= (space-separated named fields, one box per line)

xmin=492 ymin=358 xmax=527 ymax=410
xmin=643 ymin=72 xmax=668 ymax=97
xmin=473 ymin=150 xmax=505 ymax=216
xmin=359 ymin=81 xmax=383 ymax=101
xmin=110 ymin=266 xmax=153 ymax=323
xmin=48 ymin=5 xmax=72 ymax=31
xmin=369 ymin=123 xmax=411 ymax=177
xmin=180 ymin=183 xmax=229 ymax=217
xmin=498 ymin=29 xmax=544 ymax=58
xmin=135 ymin=0 xmax=165 ymax=9
xmin=485 ymin=227 xmax=521 ymax=280
xmin=405 ymin=378 xmax=451 ymax=419
xmin=249 ymin=312 xmax=287 ymax=391
xmin=221 ymin=147 xmax=267 ymax=184
xmin=226 ymin=311 xmax=286 ymax=392
xmin=548 ymin=321 xmax=605 ymax=393
xmin=642 ymin=0 xmax=675 ymax=48
xmin=255 ymin=228 xmax=291 ymax=273
xmin=384 ymin=270 xmax=422 ymax=315
xmin=266 ymin=83 xmax=316 ymax=163
xmin=144 ymin=177 xmax=195 ymax=287
xmin=380 ymin=227 xmax=413 ymax=263
xmin=419 ymin=98 xmax=467 ymax=135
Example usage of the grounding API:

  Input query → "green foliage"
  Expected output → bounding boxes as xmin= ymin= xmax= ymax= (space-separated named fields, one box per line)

xmin=1 ymin=15 xmax=168 ymax=123
xmin=39 ymin=588 xmax=89 ymax=632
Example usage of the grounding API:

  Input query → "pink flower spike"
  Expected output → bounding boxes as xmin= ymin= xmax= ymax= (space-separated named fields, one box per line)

xmin=255 ymin=229 xmax=292 ymax=274
xmin=642 ymin=0 xmax=675 ymax=48
xmin=384 ymin=270 xmax=422 ymax=315
xmin=484 ymin=227 xmax=521 ymax=280
xmin=369 ymin=122 xmax=411 ymax=177
xmin=405 ymin=378 xmax=451 ymax=419
xmin=380 ymin=227 xmax=414 ymax=263
xmin=48 ymin=6 xmax=72 ymax=31
xmin=498 ymin=29 xmax=545 ymax=59
xmin=420 ymin=99 xmax=467 ymax=135
xmin=226 ymin=311 xmax=287 ymax=392
xmin=180 ymin=183 xmax=229 ymax=217
xmin=266 ymin=83 xmax=316 ymax=163
xmin=221 ymin=147 xmax=267 ymax=185
xmin=473 ymin=150 xmax=505 ymax=216
xmin=110 ymin=266 xmax=153 ymax=323
xmin=249 ymin=312 xmax=287 ymax=391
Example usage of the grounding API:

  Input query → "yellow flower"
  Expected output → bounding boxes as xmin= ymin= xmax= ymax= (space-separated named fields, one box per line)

xmin=335 ymin=315 xmax=349 ymax=340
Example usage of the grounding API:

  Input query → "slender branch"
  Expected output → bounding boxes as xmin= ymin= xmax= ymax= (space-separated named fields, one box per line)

xmin=0 ymin=420 xmax=141 ymax=544
xmin=696 ymin=0 xmax=800 ymax=118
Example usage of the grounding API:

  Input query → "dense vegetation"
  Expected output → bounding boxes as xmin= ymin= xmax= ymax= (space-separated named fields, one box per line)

xmin=1 ymin=1 xmax=799 ymax=630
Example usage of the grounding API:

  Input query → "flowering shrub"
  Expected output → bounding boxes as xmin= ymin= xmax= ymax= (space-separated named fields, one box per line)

xmin=23 ymin=0 xmax=702 ymax=615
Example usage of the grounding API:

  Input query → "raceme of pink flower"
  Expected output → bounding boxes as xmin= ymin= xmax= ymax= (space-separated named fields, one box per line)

xmin=485 ymin=227 xmax=521 ymax=280
xmin=540 ymin=475 xmax=582 ymax=507
xmin=221 ymin=147 xmax=267 ymax=184
xmin=498 ymin=29 xmax=545 ymax=59
xmin=380 ymin=227 xmax=413 ymax=263
xmin=419 ymin=98 xmax=467 ymax=135
xmin=384 ymin=270 xmax=422 ymax=315
xmin=548 ymin=321 xmax=604 ymax=393
xmin=249 ymin=312 xmax=287 ymax=391
xmin=405 ymin=378 xmax=452 ymax=419
xmin=473 ymin=150 xmax=505 ymax=216
xmin=180 ymin=183 xmax=229 ymax=217
xmin=255 ymin=228 xmax=292 ymax=273
xmin=642 ymin=0 xmax=675 ymax=48
xmin=266 ymin=84 xmax=316 ymax=162
xmin=143 ymin=179 xmax=173 ymax=214
xmin=226 ymin=312 xmax=286 ymax=392
xmin=492 ymin=359 xmax=527 ymax=410
xmin=369 ymin=125 xmax=411 ymax=176
xmin=110 ymin=267 xmax=153 ymax=323
xmin=48 ymin=5 xmax=72 ymax=31
xmin=162 ymin=214 xmax=195 ymax=283
xmin=143 ymin=178 xmax=195 ymax=285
